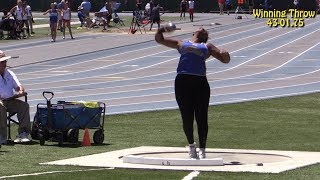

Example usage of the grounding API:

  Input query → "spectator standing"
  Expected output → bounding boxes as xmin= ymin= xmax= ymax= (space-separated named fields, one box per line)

xmin=21 ymin=2 xmax=31 ymax=37
xmin=57 ymin=0 xmax=64 ymax=31
xmin=43 ymin=3 xmax=61 ymax=42
xmin=180 ymin=0 xmax=187 ymax=20
xmin=225 ymin=0 xmax=232 ymax=15
xmin=136 ymin=0 xmax=142 ymax=11
xmin=61 ymin=2 xmax=74 ymax=39
xmin=9 ymin=0 xmax=27 ymax=38
xmin=218 ymin=0 xmax=226 ymax=15
xmin=247 ymin=0 xmax=254 ymax=14
xmin=188 ymin=0 xmax=194 ymax=22
xmin=145 ymin=0 xmax=154 ymax=17
xmin=24 ymin=1 xmax=34 ymax=34
xmin=149 ymin=0 xmax=154 ymax=16
xmin=149 ymin=4 xmax=163 ymax=31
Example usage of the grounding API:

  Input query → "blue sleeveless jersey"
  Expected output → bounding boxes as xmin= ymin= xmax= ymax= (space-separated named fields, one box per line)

xmin=177 ymin=41 xmax=209 ymax=76
xmin=49 ymin=9 xmax=58 ymax=23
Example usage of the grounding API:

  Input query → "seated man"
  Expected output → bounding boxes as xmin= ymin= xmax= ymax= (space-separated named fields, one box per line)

xmin=103 ymin=1 xmax=112 ymax=28
xmin=88 ymin=12 xmax=108 ymax=30
xmin=0 ymin=50 xmax=31 ymax=144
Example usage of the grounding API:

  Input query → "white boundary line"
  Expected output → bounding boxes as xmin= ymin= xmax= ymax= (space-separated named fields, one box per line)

xmin=0 ymin=168 xmax=113 ymax=179
xmin=182 ymin=171 xmax=200 ymax=180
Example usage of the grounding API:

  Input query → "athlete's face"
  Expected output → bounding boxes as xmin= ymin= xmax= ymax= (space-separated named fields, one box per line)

xmin=193 ymin=28 xmax=208 ymax=43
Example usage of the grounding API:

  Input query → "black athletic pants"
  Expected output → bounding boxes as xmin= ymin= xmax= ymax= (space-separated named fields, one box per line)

xmin=175 ymin=74 xmax=210 ymax=149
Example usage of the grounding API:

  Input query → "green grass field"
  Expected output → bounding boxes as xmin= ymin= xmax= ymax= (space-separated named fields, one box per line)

xmin=1 ymin=93 xmax=320 ymax=179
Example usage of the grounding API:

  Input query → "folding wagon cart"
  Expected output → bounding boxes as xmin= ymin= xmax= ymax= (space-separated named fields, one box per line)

xmin=31 ymin=91 xmax=106 ymax=146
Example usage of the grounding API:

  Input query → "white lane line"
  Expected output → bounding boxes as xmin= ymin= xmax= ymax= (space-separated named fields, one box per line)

xmin=205 ymin=25 xmax=320 ymax=76
xmin=51 ymin=71 xmax=70 ymax=73
xmin=25 ymin=41 xmax=320 ymax=101
xmin=208 ymin=36 xmax=320 ymax=82
xmin=24 ymin=55 xmax=320 ymax=102
xmin=20 ymin=26 xmax=270 ymax=77
xmin=22 ymin=21 xmax=320 ymax=91
xmin=2 ymin=33 xmax=121 ymax=51
xmin=121 ymin=65 xmax=139 ymax=67
xmin=214 ymin=89 xmax=320 ymax=106
xmin=18 ymin=45 xmax=164 ymax=76
xmin=89 ymin=81 xmax=320 ymax=109
xmin=16 ymin=22 xmax=320 ymax=109
xmin=213 ymin=81 xmax=320 ymax=98
xmin=0 ymin=168 xmax=114 ymax=179
xmin=5 ymin=20 xmax=265 ymax=51
xmin=18 ymin=23 xmax=278 ymax=85
xmin=17 ymin=21 xmax=271 ymax=77
xmin=104 ymin=88 xmax=320 ymax=115
xmin=20 ymin=23 xmax=290 ymax=84
xmin=233 ymin=55 xmax=247 ymax=58
xmin=278 ymin=51 xmax=295 ymax=54
xmin=26 ymin=78 xmax=320 ymax=107
xmin=182 ymin=171 xmax=200 ymax=180
xmin=24 ymin=39 xmax=320 ymax=95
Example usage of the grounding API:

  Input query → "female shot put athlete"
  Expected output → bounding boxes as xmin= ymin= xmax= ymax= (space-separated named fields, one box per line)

xmin=155 ymin=26 xmax=230 ymax=159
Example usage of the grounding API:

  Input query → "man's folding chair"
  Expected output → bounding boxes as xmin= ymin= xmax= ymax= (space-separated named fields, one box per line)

xmin=112 ymin=3 xmax=125 ymax=28
xmin=6 ymin=93 xmax=28 ymax=143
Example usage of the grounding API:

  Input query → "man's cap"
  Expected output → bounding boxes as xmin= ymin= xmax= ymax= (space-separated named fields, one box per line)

xmin=0 ymin=50 xmax=11 ymax=62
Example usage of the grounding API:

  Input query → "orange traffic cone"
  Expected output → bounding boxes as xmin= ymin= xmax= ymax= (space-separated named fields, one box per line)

xmin=82 ymin=128 xmax=91 ymax=146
